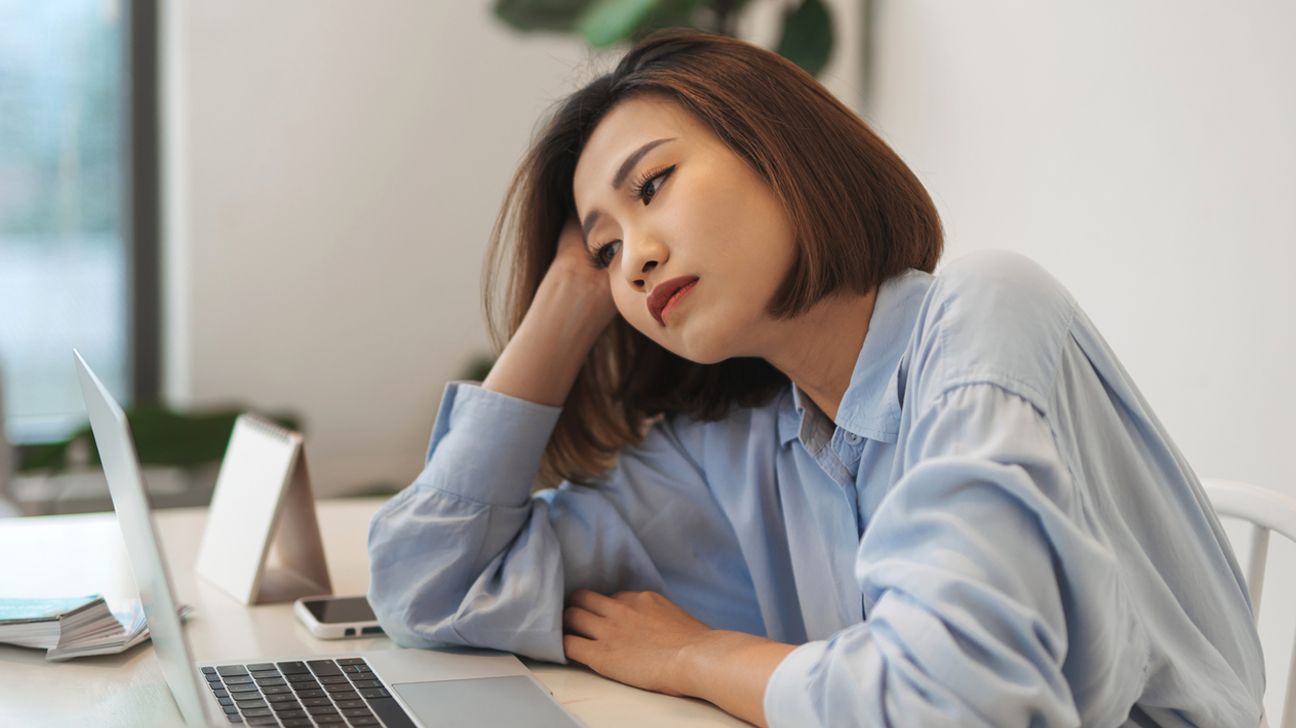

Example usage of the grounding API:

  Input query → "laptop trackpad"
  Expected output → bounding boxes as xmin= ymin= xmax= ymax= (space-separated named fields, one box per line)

xmin=391 ymin=675 xmax=582 ymax=727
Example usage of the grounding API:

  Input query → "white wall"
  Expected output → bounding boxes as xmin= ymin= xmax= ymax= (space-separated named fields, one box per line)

xmin=161 ymin=1 xmax=861 ymax=497
xmin=864 ymin=1 xmax=1296 ymax=719
xmin=165 ymin=3 xmax=589 ymax=496
xmin=164 ymin=0 xmax=1292 ymax=717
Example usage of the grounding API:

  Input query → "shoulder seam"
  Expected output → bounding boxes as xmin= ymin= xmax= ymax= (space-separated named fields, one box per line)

xmin=923 ymin=294 xmax=1080 ymax=417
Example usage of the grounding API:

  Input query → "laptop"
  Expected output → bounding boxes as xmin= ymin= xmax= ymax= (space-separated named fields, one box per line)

xmin=73 ymin=350 xmax=583 ymax=728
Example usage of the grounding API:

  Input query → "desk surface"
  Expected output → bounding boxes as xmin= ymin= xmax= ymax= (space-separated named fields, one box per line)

xmin=0 ymin=498 xmax=744 ymax=727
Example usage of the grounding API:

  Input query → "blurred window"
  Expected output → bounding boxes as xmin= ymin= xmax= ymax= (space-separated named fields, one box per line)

xmin=0 ymin=0 xmax=154 ymax=443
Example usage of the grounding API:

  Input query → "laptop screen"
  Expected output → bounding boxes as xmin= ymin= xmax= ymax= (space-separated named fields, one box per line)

xmin=74 ymin=350 xmax=212 ymax=726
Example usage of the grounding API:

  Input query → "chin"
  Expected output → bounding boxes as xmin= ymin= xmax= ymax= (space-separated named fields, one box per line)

xmin=629 ymin=313 xmax=734 ymax=365
xmin=667 ymin=326 xmax=735 ymax=366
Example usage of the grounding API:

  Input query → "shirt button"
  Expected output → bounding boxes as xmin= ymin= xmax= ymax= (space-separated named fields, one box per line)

xmin=846 ymin=433 xmax=860 ymax=443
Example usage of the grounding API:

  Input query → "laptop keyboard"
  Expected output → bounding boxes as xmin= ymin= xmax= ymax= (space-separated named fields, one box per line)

xmin=200 ymin=658 xmax=415 ymax=727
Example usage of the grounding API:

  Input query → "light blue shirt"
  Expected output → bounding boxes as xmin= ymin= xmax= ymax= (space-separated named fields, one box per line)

xmin=368 ymin=250 xmax=1264 ymax=726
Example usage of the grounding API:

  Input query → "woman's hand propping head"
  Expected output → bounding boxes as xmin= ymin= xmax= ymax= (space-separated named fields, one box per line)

xmin=546 ymin=214 xmax=619 ymax=334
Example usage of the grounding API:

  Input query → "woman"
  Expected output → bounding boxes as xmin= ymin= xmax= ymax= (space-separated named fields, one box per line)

xmin=367 ymin=29 xmax=1264 ymax=727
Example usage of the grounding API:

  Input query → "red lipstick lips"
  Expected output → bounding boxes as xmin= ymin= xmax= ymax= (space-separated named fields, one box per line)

xmin=647 ymin=276 xmax=699 ymax=326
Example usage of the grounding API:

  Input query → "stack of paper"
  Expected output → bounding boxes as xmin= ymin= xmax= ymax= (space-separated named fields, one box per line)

xmin=0 ymin=594 xmax=173 ymax=661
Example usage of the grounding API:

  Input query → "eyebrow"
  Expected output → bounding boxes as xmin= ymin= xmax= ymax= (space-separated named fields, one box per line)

xmin=580 ymin=137 xmax=676 ymax=243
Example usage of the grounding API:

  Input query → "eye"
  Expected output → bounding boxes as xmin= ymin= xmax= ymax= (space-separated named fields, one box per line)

xmin=593 ymin=240 xmax=621 ymax=269
xmin=631 ymin=164 xmax=675 ymax=204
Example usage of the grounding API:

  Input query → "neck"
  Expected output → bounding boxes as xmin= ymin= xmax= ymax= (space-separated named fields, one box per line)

xmin=755 ymin=290 xmax=876 ymax=422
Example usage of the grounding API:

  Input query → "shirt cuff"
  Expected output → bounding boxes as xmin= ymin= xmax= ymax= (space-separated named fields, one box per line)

xmin=764 ymin=639 xmax=830 ymax=727
xmin=418 ymin=380 xmax=563 ymax=507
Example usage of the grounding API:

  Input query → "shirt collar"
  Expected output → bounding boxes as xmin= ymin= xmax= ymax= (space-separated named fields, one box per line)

xmin=778 ymin=268 xmax=935 ymax=446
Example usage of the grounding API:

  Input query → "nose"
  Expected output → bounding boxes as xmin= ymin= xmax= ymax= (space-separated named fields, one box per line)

xmin=621 ymin=233 xmax=667 ymax=291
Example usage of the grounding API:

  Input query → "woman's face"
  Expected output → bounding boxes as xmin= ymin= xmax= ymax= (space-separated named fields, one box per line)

xmin=572 ymin=94 xmax=797 ymax=364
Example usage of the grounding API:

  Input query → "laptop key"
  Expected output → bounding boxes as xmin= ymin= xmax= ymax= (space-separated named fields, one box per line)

xmin=261 ymin=685 xmax=292 ymax=695
xmin=332 ymin=699 xmax=365 ymax=709
xmin=266 ymin=693 xmax=298 ymax=703
xmin=306 ymin=659 xmax=342 ymax=676
xmin=357 ymin=687 xmax=391 ymax=699
xmin=275 ymin=710 xmax=308 ymax=720
xmin=225 ymin=716 xmax=243 ymax=724
xmin=349 ymin=679 xmax=381 ymax=689
xmin=293 ymin=689 xmax=326 ymax=699
xmin=335 ymin=658 xmax=367 ymax=666
xmin=299 ymin=697 xmax=333 ymax=707
xmin=245 ymin=718 xmax=278 ymax=727
xmin=317 ymin=674 xmax=350 ymax=684
xmin=212 ymin=688 xmax=229 ymax=699
xmin=253 ymin=677 xmax=287 ymax=688
xmin=221 ymin=705 xmax=239 ymax=715
xmin=222 ymin=675 xmax=254 ymax=685
xmin=366 ymin=696 xmax=417 ymax=728
xmin=323 ymin=682 xmax=356 ymax=694
xmin=329 ymin=683 xmax=360 ymax=699
xmin=241 ymin=708 xmax=273 ymax=718
xmin=341 ymin=707 xmax=374 ymax=718
xmin=349 ymin=718 xmax=380 ymax=727
xmin=245 ymin=662 xmax=277 ymax=672
xmin=276 ymin=661 xmax=309 ymax=674
xmin=216 ymin=665 xmax=249 ymax=676
xmin=281 ymin=720 xmax=314 ymax=728
xmin=312 ymin=716 xmax=345 ymax=725
xmin=201 ymin=666 xmax=218 ymax=675
xmin=307 ymin=704 xmax=341 ymax=716
xmin=228 ymin=684 xmax=261 ymax=694
xmin=217 ymin=698 xmax=234 ymax=707
xmin=329 ymin=690 xmax=359 ymax=702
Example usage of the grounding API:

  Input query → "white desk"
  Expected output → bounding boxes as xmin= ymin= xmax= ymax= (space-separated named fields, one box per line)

xmin=0 ymin=498 xmax=744 ymax=727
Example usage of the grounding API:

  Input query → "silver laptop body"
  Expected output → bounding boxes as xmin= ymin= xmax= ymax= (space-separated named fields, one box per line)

xmin=74 ymin=350 xmax=582 ymax=727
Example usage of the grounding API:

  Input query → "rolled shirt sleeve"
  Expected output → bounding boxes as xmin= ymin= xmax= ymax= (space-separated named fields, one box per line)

xmin=367 ymin=380 xmax=752 ymax=664
xmin=765 ymin=383 xmax=1149 ymax=727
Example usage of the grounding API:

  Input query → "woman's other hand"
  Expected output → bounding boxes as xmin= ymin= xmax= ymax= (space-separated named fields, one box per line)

xmin=562 ymin=589 xmax=711 ymax=697
xmin=562 ymin=589 xmax=798 ymax=727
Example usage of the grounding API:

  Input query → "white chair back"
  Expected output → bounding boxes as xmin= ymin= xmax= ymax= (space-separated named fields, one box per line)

xmin=1204 ymin=478 xmax=1296 ymax=728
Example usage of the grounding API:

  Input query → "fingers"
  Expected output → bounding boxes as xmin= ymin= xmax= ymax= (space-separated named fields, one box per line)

xmin=568 ymin=588 xmax=619 ymax=616
xmin=562 ymin=633 xmax=597 ymax=667
xmin=562 ymin=605 xmax=603 ymax=639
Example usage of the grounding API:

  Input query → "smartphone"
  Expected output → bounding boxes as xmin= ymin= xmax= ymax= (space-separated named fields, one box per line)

xmin=293 ymin=595 xmax=385 ymax=640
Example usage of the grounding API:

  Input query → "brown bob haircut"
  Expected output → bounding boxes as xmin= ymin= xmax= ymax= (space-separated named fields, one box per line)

xmin=483 ymin=28 xmax=943 ymax=489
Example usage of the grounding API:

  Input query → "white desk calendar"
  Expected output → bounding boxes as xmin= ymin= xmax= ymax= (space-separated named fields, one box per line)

xmin=195 ymin=414 xmax=333 ymax=605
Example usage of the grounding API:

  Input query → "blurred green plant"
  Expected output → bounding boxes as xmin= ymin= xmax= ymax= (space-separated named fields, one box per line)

xmin=493 ymin=0 xmax=835 ymax=78
xmin=18 ymin=406 xmax=301 ymax=474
